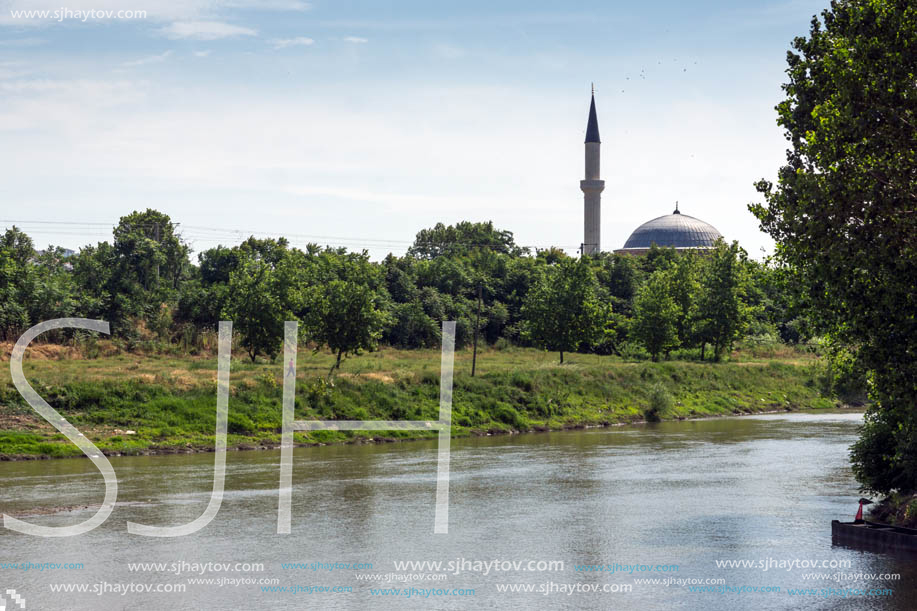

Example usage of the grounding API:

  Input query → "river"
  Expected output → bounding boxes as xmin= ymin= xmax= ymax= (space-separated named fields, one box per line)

xmin=1 ymin=411 xmax=913 ymax=610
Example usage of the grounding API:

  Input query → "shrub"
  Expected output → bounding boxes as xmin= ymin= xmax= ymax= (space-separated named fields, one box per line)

xmin=644 ymin=383 xmax=674 ymax=422
xmin=228 ymin=413 xmax=256 ymax=435
xmin=823 ymin=348 xmax=868 ymax=405
xmin=493 ymin=403 xmax=528 ymax=430
xmin=510 ymin=371 xmax=534 ymax=392
xmin=256 ymin=372 xmax=280 ymax=389
xmin=419 ymin=370 xmax=439 ymax=385
xmin=493 ymin=337 xmax=513 ymax=351
xmin=619 ymin=341 xmax=650 ymax=361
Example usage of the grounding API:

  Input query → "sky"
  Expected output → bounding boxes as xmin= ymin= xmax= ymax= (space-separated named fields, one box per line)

xmin=0 ymin=0 xmax=830 ymax=260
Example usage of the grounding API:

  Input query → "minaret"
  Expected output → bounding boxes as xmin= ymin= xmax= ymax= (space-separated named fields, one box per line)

xmin=581 ymin=86 xmax=604 ymax=255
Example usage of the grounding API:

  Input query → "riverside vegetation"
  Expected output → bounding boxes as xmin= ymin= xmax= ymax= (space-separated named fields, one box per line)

xmin=2 ymin=204 xmax=859 ymax=460
xmin=0 ymin=340 xmax=840 ymax=460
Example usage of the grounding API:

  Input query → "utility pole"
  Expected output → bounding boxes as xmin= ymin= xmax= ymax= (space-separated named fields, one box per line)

xmin=471 ymin=281 xmax=482 ymax=377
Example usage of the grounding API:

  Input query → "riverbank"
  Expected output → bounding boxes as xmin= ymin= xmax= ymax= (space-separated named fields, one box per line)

xmin=869 ymin=493 xmax=917 ymax=529
xmin=0 ymin=343 xmax=839 ymax=460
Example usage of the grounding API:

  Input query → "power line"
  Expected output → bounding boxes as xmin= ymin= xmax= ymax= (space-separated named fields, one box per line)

xmin=1 ymin=218 xmax=582 ymax=254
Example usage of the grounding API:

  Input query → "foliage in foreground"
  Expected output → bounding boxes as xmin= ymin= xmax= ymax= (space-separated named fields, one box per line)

xmin=752 ymin=0 xmax=917 ymax=494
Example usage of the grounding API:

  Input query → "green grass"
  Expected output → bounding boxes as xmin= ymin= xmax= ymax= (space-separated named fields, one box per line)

xmin=0 ymin=344 xmax=837 ymax=459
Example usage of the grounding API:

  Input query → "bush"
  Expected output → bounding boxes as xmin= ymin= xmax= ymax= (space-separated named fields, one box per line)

xmin=818 ymin=345 xmax=869 ymax=405
xmin=419 ymin=370 xmax=439 ymax=385
xmin=228 ymin=413 xmax=256 ymax=435
xmin=493 ymin=403 xmax=528 ymax=429
xmin=619 ymin=341 xmax=651 ymax=361
xmin=850 ymin=407 xmax=900 ymax=494
xmin=493 ymin=337 xmax=513 ymax=351
xmin=510 ymin=371 xmax=534 ymax=392
xmin=644 ymin=383 xmax=674 ymax=422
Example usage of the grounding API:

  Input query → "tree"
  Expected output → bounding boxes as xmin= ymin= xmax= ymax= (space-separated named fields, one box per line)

xmin=751 ymin=0 xmax=917 ymax=494
xmin=596 ymin=253 xmax=640 ymax=317
xmin=27 ymin=246 xmax=78 ymax=327
xmin=70 ymin=242 xmax=118 ymax=322
xmin=631 ymin=269 xmax=680 ymax=361
xmin=71 ymin=209 xmax=191 ymax=334
xmin=222 ymin=256 xmax=286 ymax=362
xmin=0 ymin=227 xmax=33 ymax=340
xmin=387 ymin=301 xmax=440 ymax=348
xmin=695 ymin=240 xmax=749 ymax=361
xmin=521 ymin=258 xmax=606 ymax=363
xmin=113 ymin=209 xmax=188 ymax=294
xmin=667 ymin=254 xmax=700 ymax=349
xmin=304 ymin=279 xmax=388 ymax=378
xmin=408 ymin=221 xmax=525 ymax=259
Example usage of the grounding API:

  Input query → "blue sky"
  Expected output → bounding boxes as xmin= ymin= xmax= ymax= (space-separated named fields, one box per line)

xmin=0 ymin=0 xmax=828 ymax=259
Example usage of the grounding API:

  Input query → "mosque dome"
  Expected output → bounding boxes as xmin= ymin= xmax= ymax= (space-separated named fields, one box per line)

xmin=616 ymin=206 xmax=722 ymax=254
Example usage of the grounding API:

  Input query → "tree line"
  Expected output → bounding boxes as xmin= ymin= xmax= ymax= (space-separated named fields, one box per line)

xmin=1 ymin=210 xmax=803 ymax=371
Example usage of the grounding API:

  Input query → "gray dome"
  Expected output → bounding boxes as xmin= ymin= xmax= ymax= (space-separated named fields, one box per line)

xmin=621 ymin=209 xmax=722 ymax=250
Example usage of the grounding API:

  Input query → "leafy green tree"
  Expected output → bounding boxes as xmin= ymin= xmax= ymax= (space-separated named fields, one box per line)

xmin=113 ymin=209 xmax=188 ymax=294
xmin=387 ymin=301 xmax=440 ymax=349
xmin=70 ymin=242 xmax=117 ymax=321
xmin=596 ymin=253 xmax=640 ymax=317
xmin=640 ymin=245 xmax=678 ymax=275
xmin=408 ymin=221 xmax=525 ymax=259
xmin=631 ymin=269 xmax=680 ymax=361
xmin=667 ymin=254 xmax=700 ymax=349
xmin=695 ymin=240 xmax=749 ymax=361
xmin=304 ymin=279 xmax=389 ymax=377
xmin=521 ymin=258 xmax=606 ymax=363
xmin=223 ymin=256 xmax=286 ymax=362
xmin=751 ymin=0 xmax=917 ymax=493
xmin=70 ymin=210 xmax=189 ymax=335
xmin=0 ymin=227 xmax=34 ymax=340
xmin=27 ymin=247 xmax=78 ymax=327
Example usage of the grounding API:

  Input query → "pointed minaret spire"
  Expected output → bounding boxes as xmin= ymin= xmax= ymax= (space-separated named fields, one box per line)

xmin=581 ymin=87 xmax=604 ymax=255
xmin=585 ymin=89 xmax=600 ymax=143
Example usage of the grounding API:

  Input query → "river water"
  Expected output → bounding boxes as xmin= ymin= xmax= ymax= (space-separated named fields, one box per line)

xmin=1 ymin=411 xmax=914 ymax=610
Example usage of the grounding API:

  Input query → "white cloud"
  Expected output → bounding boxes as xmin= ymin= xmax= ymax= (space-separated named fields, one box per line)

xmin=121 ymin=50 xmax=172 ymax=67
xmin=269 ymin=36 xmax=314 ymax=49
xmin=343 ymin=36 xmax=368 ymax=44
xmin=159 ymin=21 xmax=257 ymax=40
xmin=193 ymin=50 xmax=212 ymax=57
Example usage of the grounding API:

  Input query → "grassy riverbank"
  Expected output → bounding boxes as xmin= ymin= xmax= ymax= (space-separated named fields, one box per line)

xmin=0 ymin=343 xmax=838 ymax=459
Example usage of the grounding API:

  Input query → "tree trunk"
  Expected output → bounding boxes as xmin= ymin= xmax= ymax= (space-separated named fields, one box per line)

xmin=700 ymin=343 xmax=706 ymax=361
xmin=559 ymin=351 xmax=564 ymax=364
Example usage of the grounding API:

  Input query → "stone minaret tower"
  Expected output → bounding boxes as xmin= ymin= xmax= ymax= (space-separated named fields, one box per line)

xmin=581 ymin=87 xmax=604 ymax=255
